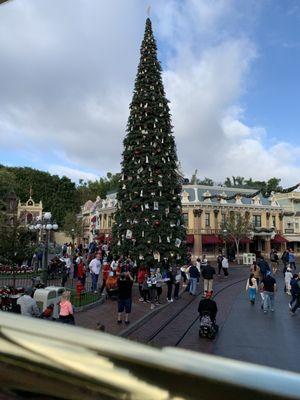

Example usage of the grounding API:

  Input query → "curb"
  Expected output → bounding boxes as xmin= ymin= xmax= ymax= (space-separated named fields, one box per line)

xmin=74 ymin=295 xmax=106 ymax=312
xmin=118 ymin=287 xmax=187 ymax=337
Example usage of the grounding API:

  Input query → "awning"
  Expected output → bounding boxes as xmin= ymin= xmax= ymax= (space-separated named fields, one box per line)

xmin=271 ymin=234 xmax=288 ymax=244
xmin=186 ymin=234 xmax=194 ymax=245
xmin=283 ymin=235 xmax=300 ymax=243
xmin=202 ymin=235 xmax=223 ymax=245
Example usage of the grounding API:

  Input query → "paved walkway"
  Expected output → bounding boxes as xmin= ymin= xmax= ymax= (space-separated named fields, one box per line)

xmin=213 ymin=276 xmax=300 ymax=373
xmin=75 ymin=285 xmax=169 ymax=335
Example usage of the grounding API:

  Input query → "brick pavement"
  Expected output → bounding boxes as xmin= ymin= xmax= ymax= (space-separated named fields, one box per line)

xmin=75 ymin=284 xmax=170 ymax=334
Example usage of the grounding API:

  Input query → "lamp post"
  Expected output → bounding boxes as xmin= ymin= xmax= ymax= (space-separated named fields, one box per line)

xmin=223 ymin=229 xmax=228 ymax=258
xmin=71 ymin=228 xmax=75 ymax=252
xmin=29 ymin=212 xmax=58 ymax=284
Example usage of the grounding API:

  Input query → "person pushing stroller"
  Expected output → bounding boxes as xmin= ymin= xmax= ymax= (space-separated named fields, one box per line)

xmin=198 ymin=292 xmax=219 ymax=339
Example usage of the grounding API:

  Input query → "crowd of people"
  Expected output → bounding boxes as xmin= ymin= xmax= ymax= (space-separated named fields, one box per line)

xmin=245 ymin=248 xmax=299 ymax=315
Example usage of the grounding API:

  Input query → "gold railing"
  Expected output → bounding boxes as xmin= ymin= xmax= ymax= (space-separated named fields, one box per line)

xmin=0 ymin=312 xmax=299 ymax=399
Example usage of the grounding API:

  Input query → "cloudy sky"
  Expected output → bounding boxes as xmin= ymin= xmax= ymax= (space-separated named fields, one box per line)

xmin=0 ymin=0 xmax=300 ymax=184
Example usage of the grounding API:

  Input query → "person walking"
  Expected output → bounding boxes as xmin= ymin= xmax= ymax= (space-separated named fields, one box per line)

xmin=221 ymin=256 xmax=229 ymax=277
xmin=289 ymin=273 xmax=300 ymax=310
xmin=217 ymin=253 xmax=223 ymax=276
xmin=281 ymin=249 xmax=289 ymax=268
xmin=245 ymin=273 xmax=258 ymax=304
xmin=290 ymin=273 xmax=300 ymax=315
xmin=250 ymin=261 xmax=261 ymax=286
xmin=200 ymin=255 xmax=208 ymax=269
xmin=288 ymin=249 xmax=296 ymax=271
xmin=201 ymin=262 xmax=216 ymax=296
xmin=195 ymin=258 xmax=201 ymax=272
xmin=100 ymin=261 xmax=111 ymax=295
xmin=260 ymin=272 xmax=277 ymax=313
xmin=77 ymin=257 xmax=86 ymax=287
xmin=58 ymin=291 xmax=75 ymax=325
xmin=17 ymin=288 xmax=40 ymax=317
xmin=148 ymin=271 xmax=157 ymax=310
xmin=174 ymin=265 xmax=182 ymax=300
xmin=258 ymin=256 xmax=270 ymax=279
xmin=285 ymin=266 xmax=293 ymax=295
xmin=137 ymin=267 xmax=147 ymax=302
xmin=270 ymin=249 xmax=279 ymax=274
xmin=155 ymin=268 xmax=163 ymax=304
xmin=141 ymin=273 xmax=150 ymax=303
xmin=164 ymin=267 xmax=175 ymax=302
xmin=117 ymin=271 xmax=133 ymax=325
xmin=89 ymin=253 xmax=102 ymax=293
xmin=189 ymin=263 xmax=200 ymax=296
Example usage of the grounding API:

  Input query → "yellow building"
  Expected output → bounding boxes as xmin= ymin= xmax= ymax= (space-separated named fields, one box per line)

xmin=83 ymin=185 xmax=286 ymax=258
xmin=182 ymin=185 xmax=285 ymax=258
xmin=17 ymin=195 xmax=43 ymax=224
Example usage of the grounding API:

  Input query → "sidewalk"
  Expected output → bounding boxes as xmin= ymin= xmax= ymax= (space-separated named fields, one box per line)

xmin=75 ymin=284 xmax=170 ymax=335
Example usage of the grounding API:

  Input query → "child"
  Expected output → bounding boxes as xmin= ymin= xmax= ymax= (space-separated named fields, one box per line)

xmin=285 ymin=267 xmax=293 ymax=295
xmin=245 ymin=273 xmax=258 ymax=304
xmin=142 ymin=273 xmax=150 ymax=303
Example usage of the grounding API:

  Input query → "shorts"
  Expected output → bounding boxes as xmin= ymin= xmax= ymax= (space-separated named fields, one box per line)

xmin=118 ymin=299 xmax=132 ymax=313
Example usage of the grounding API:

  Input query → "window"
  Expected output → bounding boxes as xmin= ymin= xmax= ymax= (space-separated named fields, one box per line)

xmin=272 ymin=216 xmax=276 ymax=227
xmin=253 ymin=215 xmax=261 ymax=228
xmin=183 ymin=213 xmax=188 ymax=227
xmin=205 ymin=213 xmax=210 ymax=227
xmin=221 ymin=213 xmax=226 ymax=226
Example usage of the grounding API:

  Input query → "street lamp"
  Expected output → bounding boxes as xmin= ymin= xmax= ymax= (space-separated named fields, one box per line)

xmin=29 ymin=212 xmax=58 ymax=284
xmin=223 ymin=229 xmax=228 ymax=257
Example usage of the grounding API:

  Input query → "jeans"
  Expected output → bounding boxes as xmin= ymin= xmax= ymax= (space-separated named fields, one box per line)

xmin=249 ymin=287 xmax=256 ymax=302
xmin=263 ymin=291 xmax=275 ymax=311
xmin=167 ymin=283 xmax=173 ymax=300
xmin=290 ymin=262 xmax=296 ymax=270
xmin=291 ymin=296 xmax=300 ymax=313
xmin=189 ymin=277 xmax=197 ymax=295
xmin=92 ymin=273 xmax=99 ymax=291
xmin=203 ymin=279 xmax=213 ymax=293
xmin=174 ymin=283 xmax=180 ymax=298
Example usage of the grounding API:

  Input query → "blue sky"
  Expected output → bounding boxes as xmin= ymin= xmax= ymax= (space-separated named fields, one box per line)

xmin=0 ymin=0 xmax=299 ymax=184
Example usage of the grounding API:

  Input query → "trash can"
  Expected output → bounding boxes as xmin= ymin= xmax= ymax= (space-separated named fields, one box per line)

xmin=242 ymin=253 xmax=256 ymax=265
xmin=34 ymin=286 xmax=65 ymax=319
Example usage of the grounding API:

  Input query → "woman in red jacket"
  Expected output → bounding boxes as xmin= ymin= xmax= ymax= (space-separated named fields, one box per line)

xmin=100 ymin=262 xmax=111 ymax=295
xmin=77 ymin=259 xmax=86 ymax=287
xmin=137 ymin=267 xmax=147 ymax=302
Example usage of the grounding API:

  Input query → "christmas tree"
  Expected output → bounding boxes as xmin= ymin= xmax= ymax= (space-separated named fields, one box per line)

xmin=112 ymin=18 xmax=186 ymax=266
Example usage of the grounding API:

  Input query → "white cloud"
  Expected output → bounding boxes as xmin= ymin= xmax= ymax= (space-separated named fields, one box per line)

xmin=0 ymin=0 xmax=299 ymax=186
xmin=48 ymin=165 xmax=98 ymax=183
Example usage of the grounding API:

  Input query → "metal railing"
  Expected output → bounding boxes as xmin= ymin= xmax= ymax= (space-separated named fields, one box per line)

xmin=0 ymin=312 xmax=299 ymax=399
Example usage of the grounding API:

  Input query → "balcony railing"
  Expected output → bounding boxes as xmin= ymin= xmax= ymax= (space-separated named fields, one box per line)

xmin=285 ymin=229 xmax=295 ymax=234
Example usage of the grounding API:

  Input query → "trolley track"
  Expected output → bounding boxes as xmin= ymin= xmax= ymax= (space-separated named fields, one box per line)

xmin=123 ymin=270 xmax=248 ymax=347
xmin=174 ymin=278 xmax=245 ymax=347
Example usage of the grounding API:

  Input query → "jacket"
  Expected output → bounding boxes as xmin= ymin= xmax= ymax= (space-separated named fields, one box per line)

xmin=201 ymin=265 xmax=216 ymax=280
xmin=189 ymin=265 xmax=200 ymax=279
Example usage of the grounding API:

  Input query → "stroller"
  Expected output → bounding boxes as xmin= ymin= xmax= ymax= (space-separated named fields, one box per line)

xmin=199 ymin=312 xmax=219 ymax=340
xmin=105 ymin=275 xmax=119 ymax=300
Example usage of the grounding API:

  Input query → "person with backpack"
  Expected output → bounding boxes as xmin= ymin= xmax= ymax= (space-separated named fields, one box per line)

xmin=198 ymin=292 xmax=219 ymax=339
xmin=288 ymin=249 xmax=296 ymax=271
xmin=258 ymin=256 xmax=270 ymax=279
xmin=246 ymin=273 xmax=258 ymax=304
xmin=201 ymin=262 xmax=216 ymax=295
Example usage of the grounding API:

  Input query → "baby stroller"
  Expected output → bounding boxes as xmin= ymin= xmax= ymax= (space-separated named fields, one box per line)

xmin=199 ymin=312 xmax=219 ymax=340
xmin=106 ymin=275 xmax=119 ymax=300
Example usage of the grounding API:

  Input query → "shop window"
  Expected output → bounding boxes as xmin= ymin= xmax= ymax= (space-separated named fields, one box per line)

xmin=205 ymin=213 xmax=210 ymax=227
xmin=183 ymin=213 xmax=188 ymax=227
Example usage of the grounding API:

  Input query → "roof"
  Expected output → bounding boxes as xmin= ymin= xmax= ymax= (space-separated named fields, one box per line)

xmin=182 ymin=185 xmax=275 ymax=206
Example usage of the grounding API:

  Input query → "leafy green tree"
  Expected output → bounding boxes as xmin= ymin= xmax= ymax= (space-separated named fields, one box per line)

xmin=112 ymin=18 xmax=186 ymax=265
xmin=62 ymin=211 xmax=83 ymax=241
xmin=0 ymin=213 xmax=36 ymax=266
xmin=197 ymin=177 xmax=214 ymax=186
xmin=0 ymin=169 xmax=17 ymax=210
xmin=220 ymin=212 xmax=253 ymax=264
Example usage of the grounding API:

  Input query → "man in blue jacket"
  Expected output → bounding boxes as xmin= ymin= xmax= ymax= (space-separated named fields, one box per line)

xmin=188 ymin=263 xmax=200 ymax=295
xmin=288 ymin=249 xmax=296 ymax=271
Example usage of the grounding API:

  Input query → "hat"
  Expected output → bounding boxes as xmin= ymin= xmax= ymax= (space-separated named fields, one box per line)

xmin=24 ymin=287 xmax=33 ymax=296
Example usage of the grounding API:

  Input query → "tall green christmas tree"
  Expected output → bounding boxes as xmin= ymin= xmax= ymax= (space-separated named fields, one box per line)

xmin=112 ymin=18 xmax=186 ymax=266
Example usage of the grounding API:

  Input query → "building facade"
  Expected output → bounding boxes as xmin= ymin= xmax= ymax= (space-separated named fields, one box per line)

xmin=80 ymin=185 xmax=289 ymax=257
xmin=274 ymin=191 xmax=300 ymax=253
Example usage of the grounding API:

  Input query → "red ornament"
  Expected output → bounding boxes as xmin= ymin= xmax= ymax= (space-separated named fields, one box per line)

xmin=154 ymin=220 xmax=161 ymax=226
